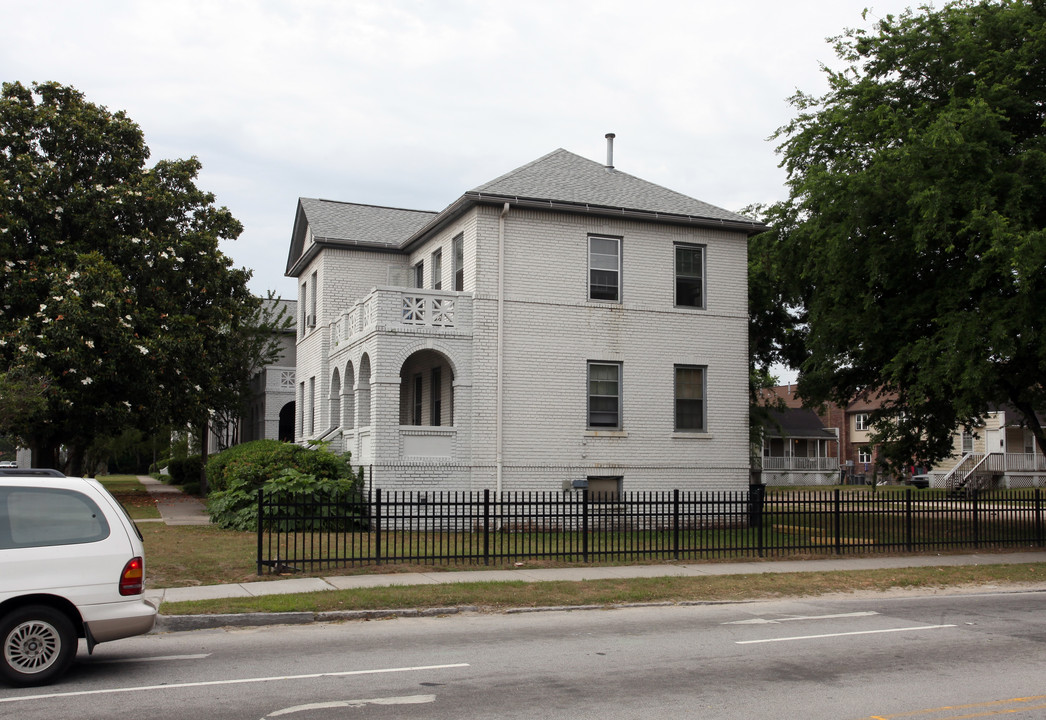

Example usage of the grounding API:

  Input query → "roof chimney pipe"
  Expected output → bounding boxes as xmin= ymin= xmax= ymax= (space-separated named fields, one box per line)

xmin=605 ymin=133 xmax=615 ymax=170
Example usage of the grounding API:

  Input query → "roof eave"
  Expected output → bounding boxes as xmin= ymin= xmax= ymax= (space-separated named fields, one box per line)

xmin=401 ymin=191 xmax=766 ymax=250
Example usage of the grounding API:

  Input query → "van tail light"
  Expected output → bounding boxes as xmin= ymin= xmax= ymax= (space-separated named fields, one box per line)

xmin=120 ymin=557 xmax=145 ymax=596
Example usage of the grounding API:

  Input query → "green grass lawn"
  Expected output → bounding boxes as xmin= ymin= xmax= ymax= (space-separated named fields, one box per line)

xmin=98 ymin=474 xmax=162 ymax=520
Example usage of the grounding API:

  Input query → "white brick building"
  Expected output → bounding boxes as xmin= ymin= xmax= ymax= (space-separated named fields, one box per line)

xmin=286 ymin=145 xmax=763 ymax=494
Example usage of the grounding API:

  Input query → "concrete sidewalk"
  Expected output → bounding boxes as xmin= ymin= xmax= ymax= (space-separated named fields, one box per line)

xmin=138 ymin=474 xmax=211 ymax=526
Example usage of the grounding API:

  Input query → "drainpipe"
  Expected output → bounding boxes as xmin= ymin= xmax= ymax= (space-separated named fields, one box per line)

xmin=497 ymin=202 xmax=510 ymax=495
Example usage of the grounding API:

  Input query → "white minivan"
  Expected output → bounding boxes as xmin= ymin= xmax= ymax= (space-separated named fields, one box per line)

xmin=0 ymin=471 xmax=157 ymax=686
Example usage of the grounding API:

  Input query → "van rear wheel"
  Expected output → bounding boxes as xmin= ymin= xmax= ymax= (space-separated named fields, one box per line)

xmin=0 ymin=606 xmax=77 ymax=686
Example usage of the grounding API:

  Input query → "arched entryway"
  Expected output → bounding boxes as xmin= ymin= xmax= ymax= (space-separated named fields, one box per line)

xmin=399 ymin=349 xmax=454 ymax=426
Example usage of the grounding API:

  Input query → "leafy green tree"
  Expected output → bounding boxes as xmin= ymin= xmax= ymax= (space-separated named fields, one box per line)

xmin=764 ymin=1 xmax=1046 ymax=469
xmin=744 ymin=203 xmax=804 ymax=452
xmin=0 ymin=81 xmax=277 ymax=472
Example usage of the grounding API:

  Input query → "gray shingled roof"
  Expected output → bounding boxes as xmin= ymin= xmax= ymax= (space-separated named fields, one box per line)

xmin=299 ymin=198 xmax=436 ymax=247
xmin=289 ymin=148 xmax=762 ymax=275
xmin=468 ymin=149 xmax=757 ymax=225
xmin=765 ymin=409 xmax=837 ymax=439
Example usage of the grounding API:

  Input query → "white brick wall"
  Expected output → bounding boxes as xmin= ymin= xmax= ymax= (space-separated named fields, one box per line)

xmin=293 ymin=203 xmax=750 ymax=492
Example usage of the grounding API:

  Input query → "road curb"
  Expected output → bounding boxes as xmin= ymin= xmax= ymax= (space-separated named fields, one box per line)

xmin=152 ymin=601 xmax=744 ymax=632
xmin=154 ymin=606 xmax=482 ymax=632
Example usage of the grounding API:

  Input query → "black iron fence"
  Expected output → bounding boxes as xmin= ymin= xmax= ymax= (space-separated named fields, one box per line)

xmin=256 ymin=487 xmax=1046 ymax=574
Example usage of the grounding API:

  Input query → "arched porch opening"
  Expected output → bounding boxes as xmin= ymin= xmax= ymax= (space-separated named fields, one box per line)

xmin=278 ymin=402 xmax=295 ymax=442
xmin=399 ymin=349 xmax=455 ymax=427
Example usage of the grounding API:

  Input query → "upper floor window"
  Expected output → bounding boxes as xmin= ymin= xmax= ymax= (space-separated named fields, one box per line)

xmin=309 ymin=271 xmax=318 ymax=328
xmin=588 ymin=361 xmax=621 ymax=428
xmin=413 ymin=261 xmax=424 ymax=289
xmin=452 ymin=234 xmax=464 ymax=291
xmin=854 ymin=413 xmax=870 ymax=431
xmin=432 ymin=249 xmax=443 ymax=291
xmin=674 ymin=365 xmax=705 ymax=431
xmin=589 ymin=235 xmax=620 ymax=302
xmin=675 ymin=244 xmax=704 ymax=308
xmin=962 ymin=430 xmax=975 ymax=454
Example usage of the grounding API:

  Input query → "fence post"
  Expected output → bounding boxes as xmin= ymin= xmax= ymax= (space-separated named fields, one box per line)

xmin=673 ymin=488 xmax=680 ymax=561
xmin=483 ymin=488 xmax=490 ymax=566
xmin=905 ymin=488 xmax=913 ymax=552
xmin=375 ymin=488 xmax=383 ymax=565
xmin=1037 ymin=488 xmax=1044 ymax=548
xmin=256 ymin=488 xmax=264 ymax=575
xmin=757 ymin=489 xmax=765 ymax=558
xmin=833 ymin=488 xmax=842 ymax=555
xmin=972 ymin=489 xmax=980 ymax=549
xmin=582 ymin=487 xmax=589 ymax=563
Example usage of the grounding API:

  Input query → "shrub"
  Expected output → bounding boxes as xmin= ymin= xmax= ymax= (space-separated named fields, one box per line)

xmin=205 ymin=441 xmax=364 ymax=530
xmin=167 ymin=454 xmax=202 ymax=486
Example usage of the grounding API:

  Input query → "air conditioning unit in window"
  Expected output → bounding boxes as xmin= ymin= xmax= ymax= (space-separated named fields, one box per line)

xmin=306 ymin=314 xmax=316 ymax=328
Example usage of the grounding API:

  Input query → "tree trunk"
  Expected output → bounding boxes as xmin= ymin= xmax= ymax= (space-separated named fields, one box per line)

xmin=199 ymin=420 xmax=209 ymax=495
xmin=30 ymin=439 xmax=59 ymax=469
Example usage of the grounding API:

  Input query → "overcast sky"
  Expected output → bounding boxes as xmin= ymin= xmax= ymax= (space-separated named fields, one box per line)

xmin=3 ymin=0 xmax=920 ymax=303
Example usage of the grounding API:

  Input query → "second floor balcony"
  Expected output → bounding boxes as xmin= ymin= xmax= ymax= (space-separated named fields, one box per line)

xmin=330 ymin=287 xmax=472 ymax=353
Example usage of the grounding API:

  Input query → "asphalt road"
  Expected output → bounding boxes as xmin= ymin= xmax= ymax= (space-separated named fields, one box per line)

xmin=4 ymin=589 xmax=1046 ymax=719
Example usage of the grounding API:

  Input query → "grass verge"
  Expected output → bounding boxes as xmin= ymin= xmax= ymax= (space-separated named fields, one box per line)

xmin=158 ymin=562 xmax=1046 ymax=616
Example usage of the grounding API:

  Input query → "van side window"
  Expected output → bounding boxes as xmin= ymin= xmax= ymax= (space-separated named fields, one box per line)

xmin=0 ymin=488 xmax=111 ymax=549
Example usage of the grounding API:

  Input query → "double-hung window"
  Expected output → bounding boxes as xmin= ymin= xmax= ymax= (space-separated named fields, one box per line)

xmin=589 ymin=236 xmax=620 ymax=302
xmin=432 ymin=249 xmax=443 ymax=290
xmin=588 ymin=361 xmax=621 ymax=428
xmin=452 ymin=234 xmax=464 ymax=291
xmin=674 ymin=365 xmax=705 ymax=431
xmin=854 ymin=413 xmax=870 ymax=431
xmin=675 ymin=243 xmax=704 ymax=308
xmin=413 ymin=261 xmax=425 ymax=289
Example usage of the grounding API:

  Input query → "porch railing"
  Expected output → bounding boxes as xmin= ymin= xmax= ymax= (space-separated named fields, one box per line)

xmin=759 ymin=457 xmax=840 ymax=471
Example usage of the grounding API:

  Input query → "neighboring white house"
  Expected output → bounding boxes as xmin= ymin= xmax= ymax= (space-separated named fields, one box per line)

xmin=285 ymin=142 xmax=763 ymax=494
xmin=925 ymin=406 xmax=1046 ymax=491
xmin=242 ymin=298 xmax=298 ymax=444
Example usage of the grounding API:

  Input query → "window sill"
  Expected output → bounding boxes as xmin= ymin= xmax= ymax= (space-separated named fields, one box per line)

xmin=672 ymin=431 xmax=713 ymax=439
xmin=585 ymin=430 xmax=628 ymax=438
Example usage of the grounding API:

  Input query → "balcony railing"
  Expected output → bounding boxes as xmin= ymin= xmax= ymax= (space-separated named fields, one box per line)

xmin=330 ymin=287 xmax=471 ymax=352
xmin=757 ymin=456 xmax=840 ymax=471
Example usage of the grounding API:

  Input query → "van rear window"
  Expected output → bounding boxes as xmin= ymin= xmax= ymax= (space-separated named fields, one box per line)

xmin=0 ymin=488 xmax=111 ymax=548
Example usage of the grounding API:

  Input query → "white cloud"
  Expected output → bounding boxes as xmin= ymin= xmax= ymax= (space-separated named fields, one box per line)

xmin=2 ymin=0 xmax=919 ymax=297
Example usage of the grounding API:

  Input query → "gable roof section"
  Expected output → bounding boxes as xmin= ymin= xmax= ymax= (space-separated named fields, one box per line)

xmin=471 ymin=149 xmax=755 ymax=223
xmin=402 ymin=149 xmax=764 ymax=248
xmin=286 ymin=199 xmax=436 ymax=277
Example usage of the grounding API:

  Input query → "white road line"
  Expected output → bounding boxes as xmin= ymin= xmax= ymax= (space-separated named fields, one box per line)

xmin=264 ymin=695 xmax=436 ymax=718
xmin=92 ymin=654 xmax=212 ymax=664
xmin=725 ymin=611 xmax=879 ymax=625
xmin=0 ymin=663 xmax=470 ymax=705
xmin=736 ymin=624 xmax=957 ymax=644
